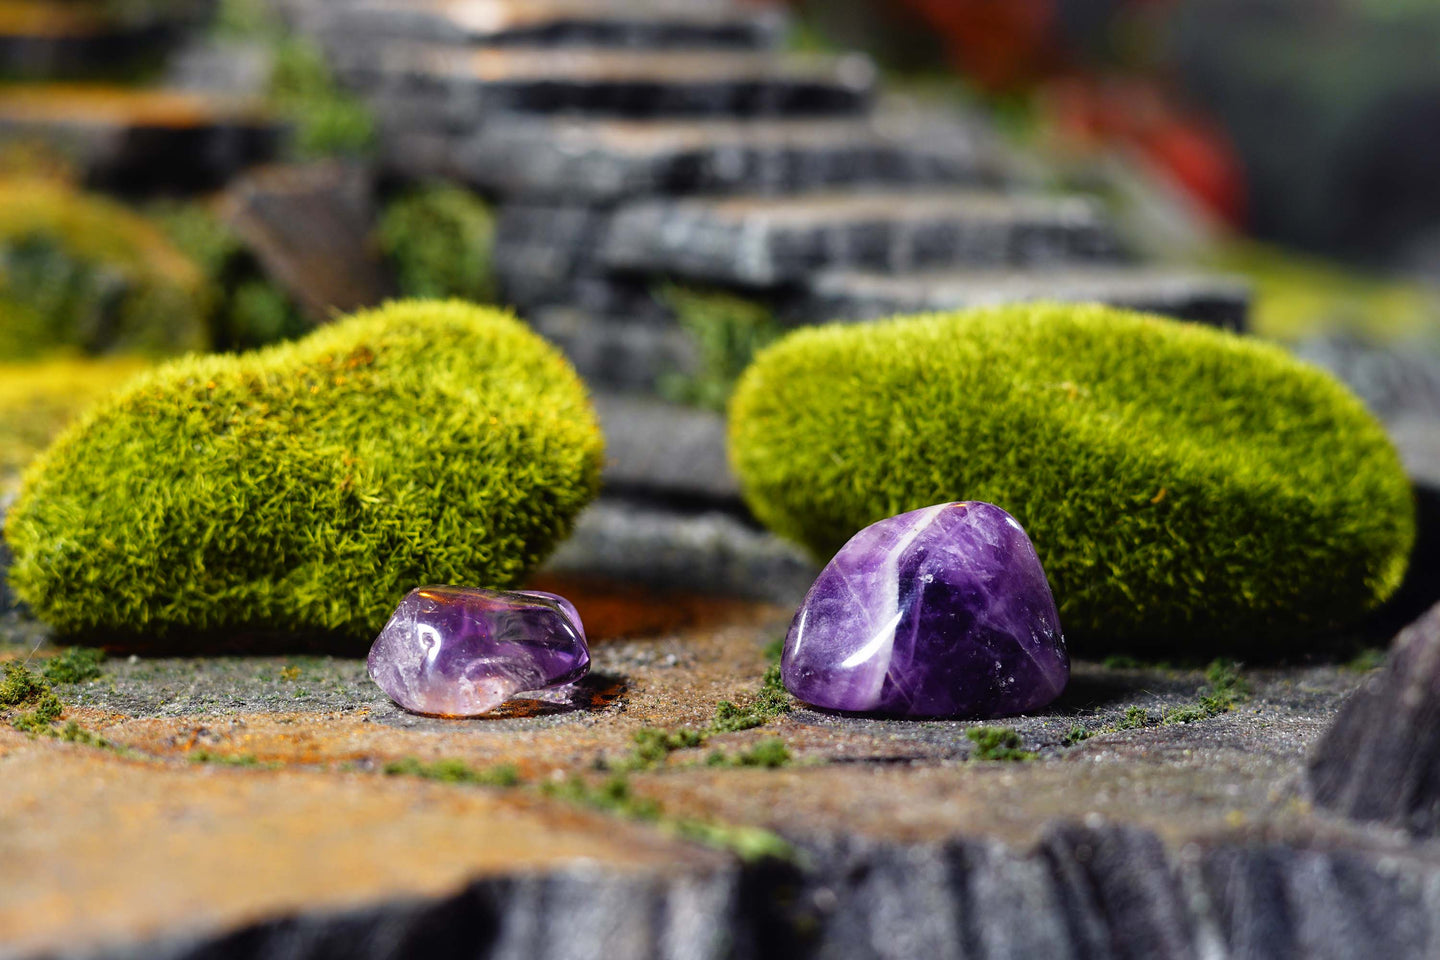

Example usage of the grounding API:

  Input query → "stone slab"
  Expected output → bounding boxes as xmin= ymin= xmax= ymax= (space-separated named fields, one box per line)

xmin=4 ymin=597 xmax=1440 ymax=958
xmin=338 ymin=48 xmax=876 ymax=122
xmin=541 ymin=498 xmax=817 ymax=604
xmin=436 ymin=110 xmax=1008 ymax=201
xmin=532 ymin=307 xmax=698 ymax=393
xmin=219 ymin=161 xmax=393 ymax=323
xmin=593 ymin=392 xmax=738 ymax=502
xmin=314 ymin=0 xmax=788 ymax=51
xmin=798 ymin=265 xmax=1252 ymax=330
xmin=0 ymin=1 xmax=180 ymax=79
xmin=0 ymin=85 xmax=281 ymax=191
xmin=1308 ymin=602 xmax=1440 ymax=833
xmin=598 ymin=190 xmax=1123 ymax=287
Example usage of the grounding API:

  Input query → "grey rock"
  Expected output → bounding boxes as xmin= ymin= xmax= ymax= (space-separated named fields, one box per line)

xmin=492 ymin=206 xmax=614 ymax=310
xmin=1308 ymin=602 xmax=1440 ymax=834
xmin=315 ymin=0 xmax=788 ymax=51
xmin=798 ymin=266 xmax=1251 ymax=331
xmin=446 ymin=110 xmax=1008 ymax=202
xmin=1291 ymin=333 xmax=1440 ymax=424
xmin=542 ymin=499 xmax=816 ymax=605
xmin=531 ymin=308 xmax=698 ymax=393
xmin=592 ymin=393 xmax=737 ymax=501
xmin=164 ymin=40 xmax=275 ymax=97
xmin=0 ymin=89 xmax=281 ymax=192
xmin=219 ymin=161 xmax=393 ymax=323
xmin=599 ymin=190 xmax=1124 ymax=288
xmin=338 ymin=48 xmax=877 ymax=122
xmin=87 ymin=825 xmax=1440 ymax=960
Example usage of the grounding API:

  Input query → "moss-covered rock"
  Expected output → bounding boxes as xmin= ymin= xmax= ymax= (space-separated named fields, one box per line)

xmin=728 ymin=303 xmax=1415 ymax=651
xmin=0 ymin=178 xmax=211 ymax=358
xmin=4 ymin=300 xmax=603 ymax=644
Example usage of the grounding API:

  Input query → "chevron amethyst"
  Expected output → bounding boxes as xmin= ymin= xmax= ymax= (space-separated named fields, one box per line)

xmin=367 ymin=586 xmax=589 ymax=717
xmin=782 ymin=502 xmax=1067 ymax=718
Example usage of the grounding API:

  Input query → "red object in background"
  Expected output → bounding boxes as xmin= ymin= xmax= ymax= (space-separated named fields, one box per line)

xmin=892 ymin=0 xmax=1246 ymax=227
xmin=898 ymin=0 xmax=1060 ymax=92
xmin=1043 ymin=76 xmax=1247 ymax=228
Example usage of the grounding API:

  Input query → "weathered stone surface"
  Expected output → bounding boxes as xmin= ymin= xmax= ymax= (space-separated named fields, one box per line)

xmin=0 ymin=2 xmax=183 ymax=79
xmin=442 ymin=110 xmax=1008 ymax=201
xmin=1291 ymin=334 xmax=1440 ymax=424
xmin=0 ymin=86 xmax=280 ymax=191
xmin=6 ymin=597 xmax=1439 ymax=960
xmin=531 ymin=307 xmax=698 ymax=393
xmin=593 ymin=393 xmax=738 ymax=502
xmin=799 ymin=266 xmax=1251 ymax=331
xmin=340 ymin=48 xmax=876 ymax=122
xmin=1308 ymin=603 xmax=1440 ymax=833
xmin=599 ymin=190 xmax=1123 ymax=287
xmin=219 ymin=161 xmax=393 ymax=323
xmin=314 ymin=0 xmax=788 ymax=51
xmin=542 ymin=498 xmax=817 ymax=604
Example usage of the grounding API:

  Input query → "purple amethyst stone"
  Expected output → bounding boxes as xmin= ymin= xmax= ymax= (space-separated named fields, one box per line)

xmin=782 ymin=502 xmax=1068 ymax=718
xmin=367 ymin=585 xmax=589 ymax=717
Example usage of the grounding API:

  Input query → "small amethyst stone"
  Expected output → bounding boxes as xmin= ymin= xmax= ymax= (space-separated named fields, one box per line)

xmin=782 ymin=502 xmax=1068 ymax=718
xmin=367 ymin=585 xmax=589 ymax=717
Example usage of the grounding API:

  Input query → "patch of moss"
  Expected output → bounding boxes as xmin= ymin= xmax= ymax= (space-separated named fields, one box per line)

xmin=542 ymin=773 xmax=794 ymax=862
xmin=706 ymin=737 xmax=791 ymax=769
xmin=5 ymin=300 xmax=604 ymax=644
xmin=377 ymin=184 xmax=497 ymax=303
xmin=966 ymin=726 xmax=1035 ymax=762
xmin=657 ymin=285 xmax=782 ymax=412
xmin=1344 ymin=647 xmax=1388 ymax=673
xmin=1 ymin=661 xmax=64 ymax=734
xmin=618 ymin=727 xmax=707 ymax=772
xmin=711 ymin=664 xmax=792 ymax=733
xmin=1061 ymin=724 xmax=1091 ymax=746
xmin=1116 ymin=706 xmax=1154 ymax=730
xmin=0 ymin=178 xmax=211 ymax=359
xmin=382 ymin=757 xmax=520 ymax=787
xmin=41 ymin=647 xmax=104 ymax=684
xmin=189 ymin=749 xmax=263 ymax=767
xmin=728 ymin=303 xmax=1415 ymax=652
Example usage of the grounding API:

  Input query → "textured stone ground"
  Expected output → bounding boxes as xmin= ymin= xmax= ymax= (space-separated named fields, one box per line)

xmin=1 ymin=572 xmax=1429 ymax=958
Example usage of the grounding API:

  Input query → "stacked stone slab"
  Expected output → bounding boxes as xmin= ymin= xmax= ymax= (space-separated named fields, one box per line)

xmin=287 ymin=0 xmax=1250 ymax=600
xmin=0 ymin=3 xmax=280 ymax=189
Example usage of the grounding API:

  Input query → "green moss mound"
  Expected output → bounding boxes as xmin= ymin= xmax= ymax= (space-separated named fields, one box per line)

xmin=0 ymin=178 xmax=211 ymax=359
xmin=4 ymin=300 xmax=604 ymax=644
xmin=728 ymin=303 xmax=1415 ymax=651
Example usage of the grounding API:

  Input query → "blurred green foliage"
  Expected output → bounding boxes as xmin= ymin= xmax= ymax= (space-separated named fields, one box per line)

xmin=657 ymin=285 xmax=782 ymax=412
xmin=376 ymin=184 xmax=497 ymax=302
xmin=213 ymin=0 xmax=375 ymax=159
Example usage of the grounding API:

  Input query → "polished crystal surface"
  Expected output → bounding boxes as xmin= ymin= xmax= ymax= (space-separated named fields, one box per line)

xmin=782 ymin=502 xmax=1068 ymax=718
xmin=367 ymin=585 xmax=589 ymax=717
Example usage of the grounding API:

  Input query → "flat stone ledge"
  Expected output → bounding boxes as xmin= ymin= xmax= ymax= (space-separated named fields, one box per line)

xmin=593 ymin=392 xmax=738 ymax=502
xmin=542 ymin=498 xmax=816 ymax=604
xmin=338 ymin=48 xmax=878 ymax=121
xmin=798 ymin=265 xmax=1252 ymax=331
xmin=312 ymin=0 xmax=789 ymax=51
xmin=598 ymin=189 xmax=1124 ymax=287
xmin=449 ymin=112 xmax=1008 ymax=201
